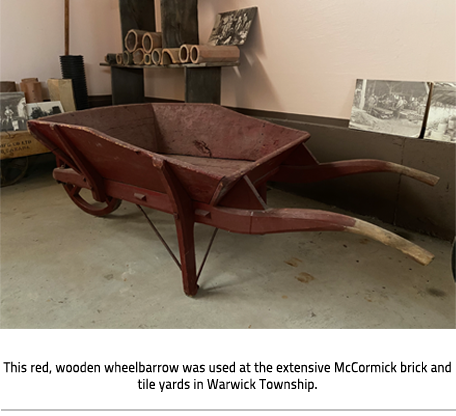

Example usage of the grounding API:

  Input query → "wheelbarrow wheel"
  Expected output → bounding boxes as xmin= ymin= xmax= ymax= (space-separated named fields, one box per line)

xmin=63 ymin=184 xmax=122 ymax=217
xmin=1 ymin=157 xmax=29 ymax=187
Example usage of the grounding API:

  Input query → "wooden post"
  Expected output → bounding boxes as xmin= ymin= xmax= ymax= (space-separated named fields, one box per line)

xmin=112 ymin=0 xmax=155 ymax=104
xmin=160 ymin=0 xmax=198 ymax=48
xmin=119 ymin=0 xmax=156 ymax=52
xmin=161 ymin=1 xmax=221 ymax=103
xmin=64 ymin=0 xmax=70 ymax=55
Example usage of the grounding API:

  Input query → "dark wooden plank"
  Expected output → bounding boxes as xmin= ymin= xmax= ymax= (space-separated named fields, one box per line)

xmin=160 ymin=0 xmax=198 ymax=48
xmin=185 ymin=67 xmax=221 ymax=104
xmin=111 ymin=66 xmax=144 ymax=105
xmin=119 ymin=0 xmax=156 ymax=51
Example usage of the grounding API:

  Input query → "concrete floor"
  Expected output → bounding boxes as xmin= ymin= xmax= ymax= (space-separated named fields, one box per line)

xmin=1 ymin=157 xmax=454 ymax=328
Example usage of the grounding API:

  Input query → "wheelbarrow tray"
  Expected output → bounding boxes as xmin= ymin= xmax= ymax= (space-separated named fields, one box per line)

xmin=28 ymin=103 xmax=440 ymax=296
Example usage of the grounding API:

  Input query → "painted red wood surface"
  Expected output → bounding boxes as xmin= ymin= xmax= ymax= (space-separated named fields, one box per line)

xmin=28 ymin=104 xmax=438 ymax=296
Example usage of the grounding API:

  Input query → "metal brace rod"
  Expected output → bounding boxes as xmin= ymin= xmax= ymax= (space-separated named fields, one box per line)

xmin=137 ymin=205 xmax=219 ymax=279
xmin=136 ymin=205 xmax=181 ymax=270
xmin=197 ymin=228 xmax=219 ymax=279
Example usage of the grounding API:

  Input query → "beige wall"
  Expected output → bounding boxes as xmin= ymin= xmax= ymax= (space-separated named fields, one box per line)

xmin=148 ymin=0 xmax=456 ymax=119
xmin=0 ymin=0 xmax=120 ymax=97
xmin=1 ymin=0 xmax=454 ymax=119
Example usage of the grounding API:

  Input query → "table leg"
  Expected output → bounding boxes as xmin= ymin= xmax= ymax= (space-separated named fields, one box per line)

xmin=185 ymin=67 xmax=221 ymax=104
xmin=111 ymin=66 xmax=144 ymax=105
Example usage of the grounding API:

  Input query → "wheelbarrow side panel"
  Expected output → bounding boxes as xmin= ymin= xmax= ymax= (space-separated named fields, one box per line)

xmin=152 ymin=104 xmax=310 ymax=161
xmin=213 ymin=137 xmax=309 ymax=207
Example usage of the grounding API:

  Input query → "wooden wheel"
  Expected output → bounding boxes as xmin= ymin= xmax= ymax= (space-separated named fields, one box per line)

xmin=1 ymin=157 xmax=29 ymax=187
xmin=63 ymin=183 xmax=122 ymax=217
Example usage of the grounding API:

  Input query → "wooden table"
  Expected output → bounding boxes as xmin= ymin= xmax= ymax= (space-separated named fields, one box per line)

xmin=101 ymin=61 xmax=239 ymax=105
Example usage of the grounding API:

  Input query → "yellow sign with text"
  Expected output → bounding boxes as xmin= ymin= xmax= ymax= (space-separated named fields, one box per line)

xmin=0 ymin=130 xmax=49 ymax=160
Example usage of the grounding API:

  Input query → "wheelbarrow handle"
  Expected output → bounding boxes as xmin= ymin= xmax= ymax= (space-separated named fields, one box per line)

xmin=346 ymin=218 xmax=434 ymax=266
xmin=274 ymin=159 xmax=439 ymax=186
xmin=196 ymin=205 xmax=434 ymax=266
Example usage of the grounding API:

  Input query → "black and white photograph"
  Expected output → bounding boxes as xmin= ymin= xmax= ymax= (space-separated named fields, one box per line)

xmin=26 ymin=101 xmax=64 ymax=120
xmin=424 ymin=82 xmax=456 ymax=142
xmin=349 ymin=79 xmax=431 ymax=138
xmin=0 ymin=92 xmax=28 ymax=132
xmin=208 ymin=7 xmax=257 ymax=46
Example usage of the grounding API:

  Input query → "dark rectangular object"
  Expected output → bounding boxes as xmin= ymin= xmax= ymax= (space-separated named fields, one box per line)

xmin=3 ymin=361 xmax=451 ymax=393
xmin=119 ymin=0 xmax=156 ymax=51
xmin=160 ymin=0 xmax=198 ymax=48
xmin=185 ymin=67 xmax=221 ymax=104
xmin=111 ymin=66 xmax=144 ymax=105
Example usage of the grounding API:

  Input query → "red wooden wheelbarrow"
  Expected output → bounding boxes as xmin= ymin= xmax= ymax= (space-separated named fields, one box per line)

xmin=28 ymin=104 xmax=439 ymax=296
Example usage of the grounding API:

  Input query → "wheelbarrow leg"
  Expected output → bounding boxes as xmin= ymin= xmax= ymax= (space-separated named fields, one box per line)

xmin=156 ymin=159 xmax=199 ymax=296
xmin=174 ymin=215 xmax=199 ymax=297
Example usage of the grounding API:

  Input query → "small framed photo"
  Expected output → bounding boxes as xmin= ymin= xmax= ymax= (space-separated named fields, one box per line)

xmin=26 ymin=101 xmax=64 ymax=120
xmin=424 ymin=82 xmax=456 ymax=142
xmin=0 ymin=92 xmax=28 ymax=132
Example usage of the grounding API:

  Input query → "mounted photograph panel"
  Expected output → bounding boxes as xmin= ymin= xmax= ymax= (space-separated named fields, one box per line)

xmin=26 ymin=101 xmax=65 ymax=120
xmin=424 ymin=82 xmax=456 ymax=142
xmin=0 ymin=92 xmax=28 ymax=132
xmin=349 ymin=79 xmax=431 ymax=138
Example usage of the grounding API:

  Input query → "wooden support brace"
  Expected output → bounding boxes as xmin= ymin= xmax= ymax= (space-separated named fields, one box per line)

xmin=52 ymin=125 xmax=107 ymax=202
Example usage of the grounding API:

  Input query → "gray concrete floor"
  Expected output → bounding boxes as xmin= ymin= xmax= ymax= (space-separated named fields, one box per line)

xmin=1 ymin=157 xmax=454 ymax=328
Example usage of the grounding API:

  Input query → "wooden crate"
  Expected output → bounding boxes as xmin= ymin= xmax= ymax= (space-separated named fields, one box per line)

xmin=1 ymin=130 xmax=49 ymax=160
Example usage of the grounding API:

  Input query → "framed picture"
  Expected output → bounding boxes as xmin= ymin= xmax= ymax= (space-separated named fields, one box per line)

xmin=0 ymin=92 xmax=28 ymax=132
xmin=26 ymin=101 xmax=64 ymax=120
xmin=207 ymin=7 xmax=258 ymax=46
xmin=349 ymin=80 xmax=431 ymax=138
xmin=424 ymin=82 xmax=456 ymax=142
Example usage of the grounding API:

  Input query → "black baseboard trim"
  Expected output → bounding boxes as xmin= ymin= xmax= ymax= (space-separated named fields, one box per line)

xmin=88 ymin=95 xmax=350 ymax=127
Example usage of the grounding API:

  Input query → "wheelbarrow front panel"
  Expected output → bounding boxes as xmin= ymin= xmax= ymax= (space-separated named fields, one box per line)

xmin=29 ymin=122 xmax=168 ymax=194
xmin=38 ymin=105 xmax=161 ymax=152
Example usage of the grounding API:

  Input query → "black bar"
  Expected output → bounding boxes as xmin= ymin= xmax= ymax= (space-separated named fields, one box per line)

xmin=3 ymin=361 xmax=451 ymax=393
